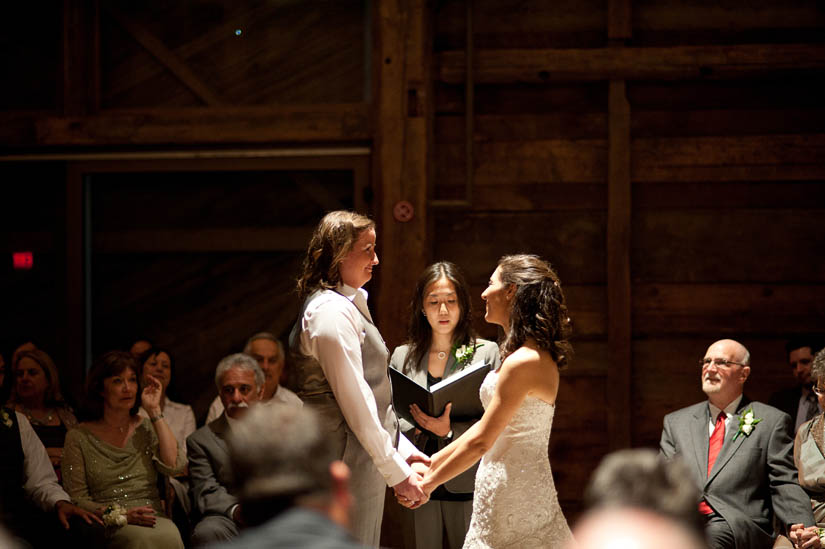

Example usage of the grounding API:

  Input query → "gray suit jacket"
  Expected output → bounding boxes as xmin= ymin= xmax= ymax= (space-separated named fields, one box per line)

xmin=660 ymin=397 xmax=814 ymax=549
xmin=187 ymin=413 xmax=237 ymax=520
xmin=390 ymin=338 xmax=500 ymax=494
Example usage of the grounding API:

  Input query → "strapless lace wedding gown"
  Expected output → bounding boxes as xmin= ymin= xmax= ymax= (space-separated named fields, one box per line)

xmin=463 ymin=369 xmax=572 ymax=548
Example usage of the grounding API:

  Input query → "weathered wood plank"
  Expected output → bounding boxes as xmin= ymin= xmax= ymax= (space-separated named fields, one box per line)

xmin=63 ymin=0 xmax=99 ymax=115
xmin=633 ymin=134 xmax=825 ymax=182
xmin=433 ymin=134 xmax=825 ymax=187
xmin=436 ymin=139 xmax=607 ymax=184
xmin=103 ymin=5 xmax=223 ymax=106
xmin=373 ymin=0 xmax=432 ymax=349
xmin=607 ymin=80 xmax=632 ymax=450
xmin=92 ymin=227 xmax=316 ymax=253
xmin=437 ymin=44 xmax=825 ymax=83
xmin=632 ymin=109 xmax=825 ymax=138
xmin=632 ymin=283 xmax=825 ymax=335
xmin=35 ymin=104 xmax=370 ymax=145
xmin=635 ymin=181 xmax=825 ymax=210
xmin=436 ymin=113 xmax=607 ymax=141
xmin=434 ymin=212 xmax=607 ymax=284
xmin=632 ymin=209 xmax=825 ymax=283
xmin=608 ymin=0 xmax=632 ymax=40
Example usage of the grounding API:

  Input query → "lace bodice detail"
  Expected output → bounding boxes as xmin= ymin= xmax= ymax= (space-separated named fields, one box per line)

xmin=463 ymin=369 xmax=572 ymax=548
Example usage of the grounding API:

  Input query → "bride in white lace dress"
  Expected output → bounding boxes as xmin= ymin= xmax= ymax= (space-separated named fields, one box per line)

xmin=403 ymin=254 xmax=573 ymax=548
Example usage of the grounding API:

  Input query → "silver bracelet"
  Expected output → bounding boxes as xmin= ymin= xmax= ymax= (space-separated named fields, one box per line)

xmin=149 ymin=413 xmax=164 ymax=423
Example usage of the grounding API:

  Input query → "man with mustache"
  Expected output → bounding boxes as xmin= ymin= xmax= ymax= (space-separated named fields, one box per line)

xmin=660 ymin=339 xmax=820 ymax=549
xmin=187 ymin=353 xmax=265 ymax=545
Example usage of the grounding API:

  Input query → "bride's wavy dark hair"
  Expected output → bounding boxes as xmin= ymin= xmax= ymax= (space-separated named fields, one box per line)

xmin=497 ymin=254 xmax=572 ymax=370
xmin=402 ymin=261 xmax=477 ymax=375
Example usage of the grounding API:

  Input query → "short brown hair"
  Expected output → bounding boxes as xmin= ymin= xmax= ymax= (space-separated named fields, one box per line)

xmin=296 ymin=211 xmax=375 ymax=299
xmin=81 ymin=351 xmax=142 ymax=421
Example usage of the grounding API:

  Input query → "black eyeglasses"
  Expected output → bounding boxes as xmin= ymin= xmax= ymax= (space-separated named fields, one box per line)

xmin=701 ymin=357 xmax=747 ymax=369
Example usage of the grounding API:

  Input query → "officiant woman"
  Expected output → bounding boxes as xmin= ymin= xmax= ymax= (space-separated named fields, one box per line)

xmin=287 ymin=210 xmax=426 ymax=547
xmin=390 ymin=261 xmax=500 ymax=549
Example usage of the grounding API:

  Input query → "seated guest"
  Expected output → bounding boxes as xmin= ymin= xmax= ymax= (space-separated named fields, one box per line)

xmin=660 ymin=339 xmax=819 ymax=549
xmin=130 ymin=339 xmax=152 ymax=358
xmin=770 ymin=336 xmax=823 ymax=433
xmin=582 ymin=449 xmax=706 ymax=541
xmin=0 ymin=406 xmax=100 ymax=547
xmin=62 ymin=350 xmax=186 ymax=548
xmin=9 ymin=349 xmax=77 ymax=480
xmin=794 ymin=346 xmax=825 ymax=525
xmin=187 ymin=353 xmax=265 ymax=546
xmin=205 ymin=332 xmax=301 ymax=423
xmin=211 ymin=404 xmax=361 ymax=548
xmin=136 ymin=346 xmax=196 ymax=522
xmin=137 ymin=346 xmax=196 ymax=454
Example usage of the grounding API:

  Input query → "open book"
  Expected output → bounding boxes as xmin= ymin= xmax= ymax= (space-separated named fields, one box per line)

xmin=390 ymin=360 xmax=492 ymax=427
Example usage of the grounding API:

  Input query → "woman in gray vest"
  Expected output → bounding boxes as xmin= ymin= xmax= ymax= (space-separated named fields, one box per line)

xmin=390 ymin=262 xmax=500 ymax=549
xmin=288 ymin=211 xmax=427 ymax=547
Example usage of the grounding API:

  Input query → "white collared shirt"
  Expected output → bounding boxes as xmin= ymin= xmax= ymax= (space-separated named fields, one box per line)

xmin=17 ymin=412 xmax=71 ymax=511
xmin=299 ymin=284 xmax=414 ymax=487
xmin=707 ymin=394 xmax=744 ymax=437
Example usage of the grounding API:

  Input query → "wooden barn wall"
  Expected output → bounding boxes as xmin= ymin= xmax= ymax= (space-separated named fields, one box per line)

xmin=428 ymin=0 xmax=825 ymax=520
xmin=1 ymin=0 xmax=824 ymax=535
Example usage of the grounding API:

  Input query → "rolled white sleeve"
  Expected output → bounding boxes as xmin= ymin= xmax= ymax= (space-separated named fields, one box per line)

xmin=301 ymin=288 xmax=411 ymax=486
xmin=18 ymin=412 xmax=71 ymax=511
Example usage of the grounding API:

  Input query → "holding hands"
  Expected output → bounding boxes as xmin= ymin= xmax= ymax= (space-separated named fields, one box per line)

xmin=790 ymin=524 xmax=822 ymax=549
xmin=394 ymin=453 xmax=432 ymax=509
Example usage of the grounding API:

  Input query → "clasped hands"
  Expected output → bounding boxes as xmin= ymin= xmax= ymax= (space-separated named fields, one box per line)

xmin=789 ymin=523 xmax=822 ymax=549
xmin=393 ymin=455 xmax=433 ymax=510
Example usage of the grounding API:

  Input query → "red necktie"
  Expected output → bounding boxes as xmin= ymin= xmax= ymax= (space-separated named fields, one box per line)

xmin=699 ymin=411 xmax=726 ymax=515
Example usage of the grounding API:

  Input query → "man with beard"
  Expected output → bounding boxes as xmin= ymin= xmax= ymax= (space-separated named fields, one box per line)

xmin=187 ymin=353 xmax=264 ymax=545
xmin=660 ymin=339 xmax=819 ymax=549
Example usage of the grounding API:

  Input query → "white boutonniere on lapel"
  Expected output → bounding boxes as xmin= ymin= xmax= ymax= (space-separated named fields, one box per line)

xmin=448 ymin=342 xmax=483 ymax=374
xmin=1 ymin=408 xmax=12 ymax=429
xmin=732 ymin=408 xmax=762 ymax=442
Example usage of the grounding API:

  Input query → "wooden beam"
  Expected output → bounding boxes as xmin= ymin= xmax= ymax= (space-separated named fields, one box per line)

xmin=373 ymin=0 xmax=432 ymax=350
xmin=607 ymin=80 xmax=632 ymax=450
xmin=103 ymin=5 xmax=223 ymax=106
xmin=34 ymin=104 xmax=370 ymax=145
xmin=65 ymin=166 xmax=85 ymax=401
xmin=92 ymin=227 xmax=315 ymax=253
xmin=437 ymin=43 xmax=825 ymax=83
xmin=608 ymin=0 xmax=632 ymax=40
xmin=62 ymin=0 xmax=99 ymax=115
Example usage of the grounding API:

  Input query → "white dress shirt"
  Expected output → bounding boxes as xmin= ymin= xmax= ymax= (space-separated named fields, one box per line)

xmin=205 ymin=385 xmax=303 ymax=425
xmin=707 ymin=394 xmax=744 ymax=437
xmin=17 ymin=412 xmax=71 ymax=511
xmin=299 ymin=284 xmax=415 ymax=487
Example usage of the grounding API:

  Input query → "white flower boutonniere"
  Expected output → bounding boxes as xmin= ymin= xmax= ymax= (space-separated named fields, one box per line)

xmin=1 ymin=409 xmax=12 ymax=429
xmin=732 ymin=408 xmax=762 ymax=442
xmin=450 ymin=342 xmax=483 ymax=373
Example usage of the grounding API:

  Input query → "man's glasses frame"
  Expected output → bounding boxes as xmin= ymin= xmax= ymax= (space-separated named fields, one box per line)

xmin=700 ymin=358 xmax=748 ymax=369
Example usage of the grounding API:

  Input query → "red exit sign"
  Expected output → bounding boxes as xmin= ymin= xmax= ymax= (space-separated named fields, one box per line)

xmin=13 ymin=252 xmax=33 ymax=270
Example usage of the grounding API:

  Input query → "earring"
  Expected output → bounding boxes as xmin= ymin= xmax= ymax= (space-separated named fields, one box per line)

xmin=422 ymin=311 xmax=427 ymax=317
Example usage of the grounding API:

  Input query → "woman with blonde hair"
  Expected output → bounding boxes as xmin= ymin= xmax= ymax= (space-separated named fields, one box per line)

xmin=9 ymin=348 xmax=77 ymax=478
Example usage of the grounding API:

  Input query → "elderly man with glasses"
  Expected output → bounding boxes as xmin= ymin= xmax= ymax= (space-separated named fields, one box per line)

xmin=660 ymin=339 xmax=819 ymax=549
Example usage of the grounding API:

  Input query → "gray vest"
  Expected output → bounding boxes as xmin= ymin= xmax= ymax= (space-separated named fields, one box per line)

xmin=288 ymin=290 xmax=398 ymax=447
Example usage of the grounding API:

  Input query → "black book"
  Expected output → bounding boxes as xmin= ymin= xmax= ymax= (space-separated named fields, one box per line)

xmin=390 ymin=360 xmax=492 ymax=426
